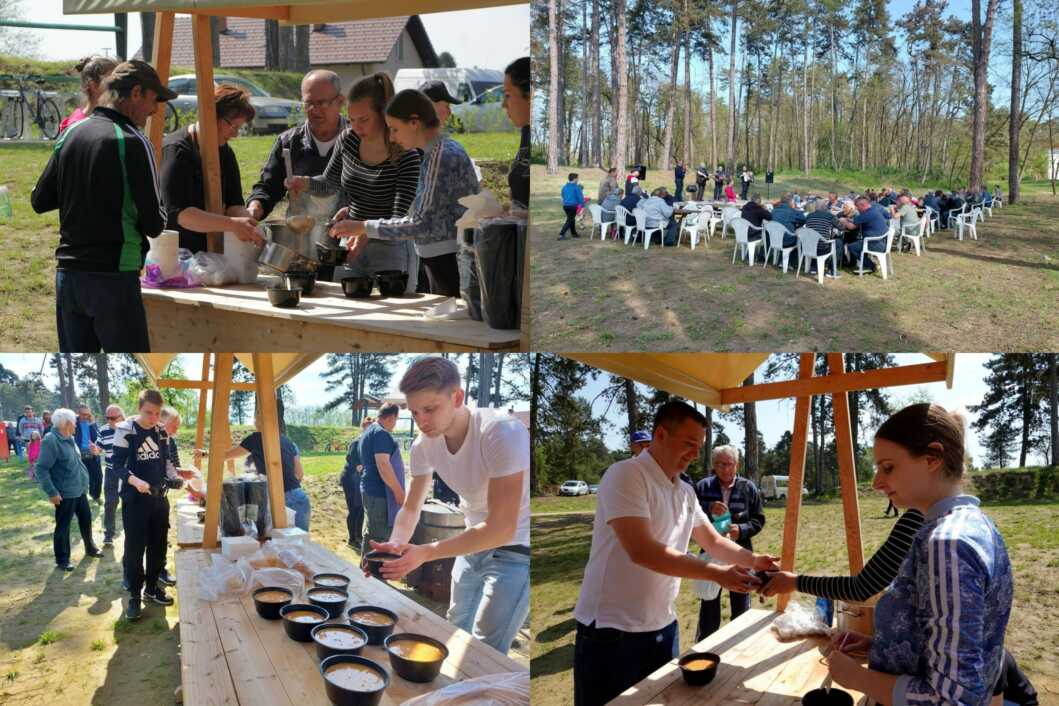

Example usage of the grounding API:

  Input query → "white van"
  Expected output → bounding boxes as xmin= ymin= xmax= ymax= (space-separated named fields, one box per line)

xmin=393 ymin=67 xmax=514 ymax=132
xmin=760 ymin=475 xmax=808 ymax=501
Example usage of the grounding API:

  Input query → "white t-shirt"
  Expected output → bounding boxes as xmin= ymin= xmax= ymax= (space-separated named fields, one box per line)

xmin=410 ymin=407 xmax=530 ymax=547
xmin=312 ymin=133 xmax=339 ymax=157
xmin=574 ymin=451 xmax=708 ymax=632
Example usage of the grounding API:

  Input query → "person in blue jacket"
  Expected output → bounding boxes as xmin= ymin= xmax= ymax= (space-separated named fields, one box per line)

xmin=559 ymin=173 xmax=585 ymax=240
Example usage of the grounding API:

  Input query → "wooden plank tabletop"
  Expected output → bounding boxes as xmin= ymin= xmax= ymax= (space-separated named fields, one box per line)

xmin=142 ymin=280 xmax=522 ymax=352
xmin=175 ymin=499 xmax=203 ymax=547
xmin=175 ymin=540 xmax=524 ymax=706
xmin=610 ymin=609 xmax=871 ymax=706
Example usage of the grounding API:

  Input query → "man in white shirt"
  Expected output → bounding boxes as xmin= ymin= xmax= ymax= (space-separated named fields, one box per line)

xmin=368 ymin=356 xmax=530 ymax=656
xmin=573 ymin=400 xmax=779 ymax=706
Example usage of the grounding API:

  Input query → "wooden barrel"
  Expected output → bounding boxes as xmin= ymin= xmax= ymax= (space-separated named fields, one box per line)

xmin=406 ymin=500 xmax=465 ymax=603
xmin=836 ymin=595 xmax=880 ymax=638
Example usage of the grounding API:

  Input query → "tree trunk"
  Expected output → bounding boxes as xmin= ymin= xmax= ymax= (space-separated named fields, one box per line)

xmin=1049 ymin=353 xmax=1058 ymax=466
xmin=623 ymin=378 xmax=639 ymax=433
xmin=579 ymin=1 xmax=590 ymax=167
xmin=276 ymin=389 xmax=287 ymax=436
xmin=529 ymin=354 xmax=541 ymax=494
xmin=278 ymin=25 xmax=293 ymax=71
xmin=95 ymin=354 xmax=110 ymax=410
xmin=743 ymin=373 xmax=757 ymax=483
xmin=726 ymin=1 xmax=738 ymax=169
xmin=547 ymin=0 xmax=561 ymax=174
xmin=708 ymin=43 xmax=717 ymax=169
xmin=969 ymin=0 xmax=1000 ymax=192
xmin=660 ymin=27 xmax=680 ymax=171
xmin=829 ymin=25 xmax=837 ymax=170
xmin=294 ymin=25 xmax=310 ymax=73
xmin=265 ymin=20 xmax=280 ymax=70
xmin=703 ymin=407 xmax=713 ymax=471
xmin=613 ymin=0 xmax=629 ymax=174
xmin=209 ymin=16 xmax=222 ymax=67
xmin=683 ymin=0 xmax=692 ymax=165
xmin=591 ymin=0 xmax=602 ymax=166
xmin=1008 ymin=0 xmax=1022 ymax=204
xmin=477 ymin=353 xmax=495 ymax=407
xmin=803 ymin=40 xmax=810 ymax=174
xmin=140 ymin=12 xmax=156 ymax=63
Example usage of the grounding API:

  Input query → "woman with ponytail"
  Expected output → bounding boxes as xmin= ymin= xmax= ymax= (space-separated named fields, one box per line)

xmin=287 ymin=72 xmax=420 ymax=288
xmin=823 ymin=404 xmax=1014 ymax=706
xmin=59 ymin=55 xmax=119 ymax=134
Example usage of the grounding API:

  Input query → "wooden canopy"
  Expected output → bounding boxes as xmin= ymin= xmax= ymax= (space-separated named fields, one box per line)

xmin=567 ymin=352 xmax=958 ymax=612
xmin=133 ymin=353 xmax=321 ymax=548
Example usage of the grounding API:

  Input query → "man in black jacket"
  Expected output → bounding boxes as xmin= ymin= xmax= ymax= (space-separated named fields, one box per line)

xmin=31 ymin=60 xmax=175 ymax=353
xmin=694 ymin=445 xmax=766 ymax=640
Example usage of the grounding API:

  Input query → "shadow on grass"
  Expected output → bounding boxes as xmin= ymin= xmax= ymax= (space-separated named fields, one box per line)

xmin=926 ymin=244 xmax=1059 ymax=272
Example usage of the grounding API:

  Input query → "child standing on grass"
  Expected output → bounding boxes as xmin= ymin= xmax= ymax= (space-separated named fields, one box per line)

xmin=27 ymin=430 xmax=41 ymax=480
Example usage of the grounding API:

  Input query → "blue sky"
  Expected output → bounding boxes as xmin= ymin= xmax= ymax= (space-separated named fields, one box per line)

xmin=572 ymin=353 xmax=1043 ymax=468
xmin=15 ymin=1 xmax=530 ymax=71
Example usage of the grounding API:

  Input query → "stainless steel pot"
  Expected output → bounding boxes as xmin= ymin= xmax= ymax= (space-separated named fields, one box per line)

xmin=257 ymin=240 xmax=316 ymax=274
xmin=263 ymin=222 xmax=318 ymax=261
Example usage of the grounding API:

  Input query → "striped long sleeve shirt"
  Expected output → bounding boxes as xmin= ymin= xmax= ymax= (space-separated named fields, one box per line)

xmin=98 ymin=425 xmax=117 ymax=472
xmin=796 ymin=509 xmax=924 ymax=602
xmin=870 ymin=496 xmax=1013 ymax=706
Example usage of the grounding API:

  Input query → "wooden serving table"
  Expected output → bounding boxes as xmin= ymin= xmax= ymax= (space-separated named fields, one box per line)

xmin=175 ymin=540 xmax=524 ymax=706
xmin=611 ymin=609 xmax=872 ymax=706
xmin=142 ymin=281 xmax=521 ymax=352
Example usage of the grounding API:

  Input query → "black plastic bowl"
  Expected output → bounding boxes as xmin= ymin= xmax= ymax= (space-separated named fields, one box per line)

xmin=384 ymin=632 xmax=449 ymax=683
xmin=307 ymin=586 xmax=350 ymax=619
xmin=279 ymin=603 xmax=329 ymax=642
xmin=678 ymin=651 xmax=721 ymax=686
xmin=802 ymin=688 xmax=855 ymax=706
xmin=362 ymin=551 xmax=401 ymax=580
xmin=374 ymin=270 xmax=408 ymax=297
xmin=316 ymin=242 xmax=349 ymax=266
xmin=319 ymin=654 xmax=389 ymax=706
xmin=341 ymin=277 xmax=374 ymax=298
xmin=267 ymin=286 xmax=301 ymax=308
xmin=284 ymin=271 xmax=317 ymax=296
xmin=251 ymin=586 xmax=293 ymax=620
xmin=346 ymin=605 xmax=398 ymax=646
xmin=313 ymin=573 xmax=351 ymax=590
xmin=311 ymin=623 xmax=368 ymax=662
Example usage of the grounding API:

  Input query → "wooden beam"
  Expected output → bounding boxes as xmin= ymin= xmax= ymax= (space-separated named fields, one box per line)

xmin=190 ymin=13 xmax=224 ymax=254
xmin=193 ymin=353 xmax=210 ymax=470
xmin=827 ymin=353 xmax=865 ymax=574
xmin=185 ymin=6 xmax=290 ymax=21
xmin=777 ymin=353 xmax=814 ymax=613
xmin=253 ymin=354 xmax=288 ymax=531
xmin=202 ymin=352 xmax=233 ymax=549
xmin=157 ymin=378 xmax=256 ymax=392
xmin=719 ymin=361 xmax=948 ymax=405
xmin=145 ymin=11 xmax=174 ymax=165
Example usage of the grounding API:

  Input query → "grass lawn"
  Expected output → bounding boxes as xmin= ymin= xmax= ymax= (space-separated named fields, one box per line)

xmin=531 ymin=494 xmax=598 ymax=515
xmin=0 ymin=131 xmax=518 ymax=351
xmin=530 ymin=493 xmax=1059 ymax=705
xmin=529 ymin=164 xmax=1059 ymax=351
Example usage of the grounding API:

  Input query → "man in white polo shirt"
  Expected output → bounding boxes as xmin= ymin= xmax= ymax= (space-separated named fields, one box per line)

xmin=574 ymin=400 xmax=779 ymax=705
xmin=368 ymin=356 xmax=529 ymax=656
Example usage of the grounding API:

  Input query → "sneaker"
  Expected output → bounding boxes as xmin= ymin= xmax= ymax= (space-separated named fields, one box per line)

xmin=145 ymin=588 xmax=174 ymax=606
xmin=125 ymin=598 xmax=142 ymax=621
xmin=103 ymin=538 xmax=113 ymax=548
xmin=158 ymin=570 xmax=176 ymax=587
xmin=85 ymin=547 xmax=104 ymax=558
xmin=57 ymin=563 xmax=74 ymax=572
xmin=557 ymin=235 xmax=568 ymax=241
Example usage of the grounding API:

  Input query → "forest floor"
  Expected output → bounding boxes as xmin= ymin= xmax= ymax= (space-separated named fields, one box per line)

xmin=530 ymin=165 xmax=1059 ymax=351
xmin=530 ymin=492 xmax=1059 ymax=706
xmin=0 ymin=452 xmax=528 ymax=705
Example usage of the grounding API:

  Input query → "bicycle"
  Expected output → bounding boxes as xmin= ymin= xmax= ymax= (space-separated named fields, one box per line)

xmin=0 ymin=74 xmax=62 ymax=140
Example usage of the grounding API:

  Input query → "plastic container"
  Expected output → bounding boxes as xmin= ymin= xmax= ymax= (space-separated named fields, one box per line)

xmin=457 ymin=235 xmax=482 ymax=321
xmin=384 ymin=633 xmax=449 ymax=683
xmin=221 ymin=535 xmax=259 ymax=560
xmin=224 ymin=230 xmax=262 ymax=283
xmin=148 ymin=230 xmax=180 ymax=279
xmin=272 ymin=526 xmax=308 ymax=543
xmin=474 ymin=218 xmax=526 ymax=330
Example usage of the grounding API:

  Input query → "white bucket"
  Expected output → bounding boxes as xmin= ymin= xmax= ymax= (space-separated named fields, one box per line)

xmin=149 ymin=229 xmax=180 ymax=279
xmin=223 ymin=230 xmax=262 ymax=284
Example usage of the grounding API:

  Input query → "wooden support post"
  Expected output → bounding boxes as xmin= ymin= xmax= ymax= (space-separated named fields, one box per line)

xmin=145 ymin=11 xmax=174 ymax=165
xmin=252 ymin=354 xmax=288 ymax=531
xmin=827 ymin=353 xmax=865 ymax=574
xmin=202 ymin=353 xmax=233 ymax=549
xmin=193 ymin=353 xmax=210 ymax=470
xmin=777 ymin=352 xmax=815 ymax=613
xmin=190 ymin=13 xmax=224 ymax=254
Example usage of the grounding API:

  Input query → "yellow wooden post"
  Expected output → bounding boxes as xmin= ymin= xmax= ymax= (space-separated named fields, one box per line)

xmin=145 ymin=11 xmax=174 ymax=165
xmin=777 ymin=352 xmax=815 ymax=612
xmin=827 ymin=353 xmax=865 ymax=574
xmin=193 ymin=353 xmax=210 ymax=470
xmin=190 ymin=13 xmax=224 ymax=254
xmin=252 ymin=354 xmax=288 ymax=530
xmin=202 ymin=353 xmax=233 ymax=549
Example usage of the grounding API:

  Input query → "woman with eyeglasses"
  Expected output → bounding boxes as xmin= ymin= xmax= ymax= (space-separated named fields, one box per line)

xmin=287 ymin=72 xmax=421 ymax=289
xmin=159 ymin=84 xmax=265 ymax=253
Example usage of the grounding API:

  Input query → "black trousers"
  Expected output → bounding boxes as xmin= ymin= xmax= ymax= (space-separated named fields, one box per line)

xmin=559 ymin=205 xmax=578 ymax=236
xmin=574 ymin=620 xmax=679 ymax=706
xmin=696 ymin=589 xmax=751 ymax=641
xmin=421 ymin=252 xmax=460 ymax=297
xmin=83 ymin=453 xmax=103 ymax=501
xmin=713 ymin=182 xmax=723 ymax=200
xmin=55 ymin=269 xmax=150 ymax=353
xmin=123 ymin=491 xmax=169 ymax=598
xmin=53 ymin=494 xmax=95 ymax=566
xmin=341 ymin=471 xmax=364 ymax=547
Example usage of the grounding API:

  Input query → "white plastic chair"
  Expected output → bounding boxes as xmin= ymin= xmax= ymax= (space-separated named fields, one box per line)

xmin=616 ymin=205 xmax=638 ymax=245
xmin=954 ymin=210 xmax=978 ymax=241
xmin=635 ymin=209 xmax=664 ymax=251
xmin=974 ymin=205 xmax=985 ymax=223
xmin=946 ymin=203 xmax=966 ymax=230
xmin=899 ymin=216 xmax=928 ymax=256
xmin=855 ymin=224 xmax=895 ymax=279
xmin=762 ymin=221 xmax=798 ymax=273
xmin=700 ymin=206 xmax=720 ymax=240
xmin=981 ymin=199 xmax=994 ymax=218
xmin=730 ymin=217 xmax=764 ymax=265
xmin=795 ymin=227 xmax=834 ymax=285
xmin=923 ymin=206 xmax=938 ymax=236
xmin=588 ymin=204 xmax=616 ymax=241
xmin=678 ymin=213 xmax=709 ymax=250
xmin=720 ymin=206 xmax=740 ymax=238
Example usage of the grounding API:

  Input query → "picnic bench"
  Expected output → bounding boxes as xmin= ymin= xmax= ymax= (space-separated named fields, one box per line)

xmin=611 ymin=608 xmax=872 ymax=705
xmin=175 ymin=539 xmax=525 ymax=706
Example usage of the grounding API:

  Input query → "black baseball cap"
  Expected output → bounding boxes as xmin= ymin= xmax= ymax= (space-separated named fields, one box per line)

xmin=104 ymin=60 xmax=178 ymax=102
xmin=418 ymin=80 xmax=462 ymax=105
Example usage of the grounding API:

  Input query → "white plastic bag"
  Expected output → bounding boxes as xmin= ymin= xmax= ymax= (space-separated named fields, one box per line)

xmin=248 ymin=567 xmax=305 ymax=600
xmin=198 ymin=553 xmax=254 ymax=602
xmin=689 ymin=551 xmax=721 ymax=601
xmin=400 ymin=671 xmax=528 ymax=705
xmin=223 ymin=231 xmax=262 ymax=283
xmin=771 ymin=601 xmax=833 ymax=641
xmin=187 ymin=251 xmax=236 ymax=287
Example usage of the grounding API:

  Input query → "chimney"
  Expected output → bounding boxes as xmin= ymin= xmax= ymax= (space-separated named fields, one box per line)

xmin=312 ymin=23 xmax=326 ymax=32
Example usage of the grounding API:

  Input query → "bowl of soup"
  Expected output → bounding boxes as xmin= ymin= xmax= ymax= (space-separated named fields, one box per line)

xmin=279 ymin=603 xmax=329 ymax=642
xmin=802 ymin=688 xmax=855 ymax=706
xmin=307 ymin=586 xmax=349 ymax=619
xmin=678 ymin=651 xmax=721 ymax=686
xmin=313 ymin=573 xmax=351 ymax=590
xmin=319 ymin=654 xmax=389 ymax=706
xmin=346 ymin=605 xmax=398 ymax=645
xmin=311 ymin=623 xmax=368 ymax=661
xmin=252 ymin=586 xmax=294 ymax=620
xmin=361 ymin=551 xmax=401 ymax=581
xmin=383 ymin=633 xmax=449 ymax=683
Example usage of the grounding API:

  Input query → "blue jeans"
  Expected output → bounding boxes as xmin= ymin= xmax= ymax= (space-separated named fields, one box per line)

xmin=284 ymin=487 xmax=311 ymax=532
xmin=847 ymin=237 xmax=886 ymax=271
xmin=447 ymin=547 xmax=530 ymax=655
xmin=574 ymin=619 xmax=679 ymax=706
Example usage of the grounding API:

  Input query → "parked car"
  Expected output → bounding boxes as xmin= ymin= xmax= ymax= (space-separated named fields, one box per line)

xmin=394 ymin=67 xmax=514 ymax=132
xmin=588 ymin=484 xmax=600 ymax=494
xmin=164 ymin=74 xmax=302 ymax=135
xmin=559 ymin=480 xmax=589 ymax=496
xmin=760 ymin=475 xmax=809 ymax=501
